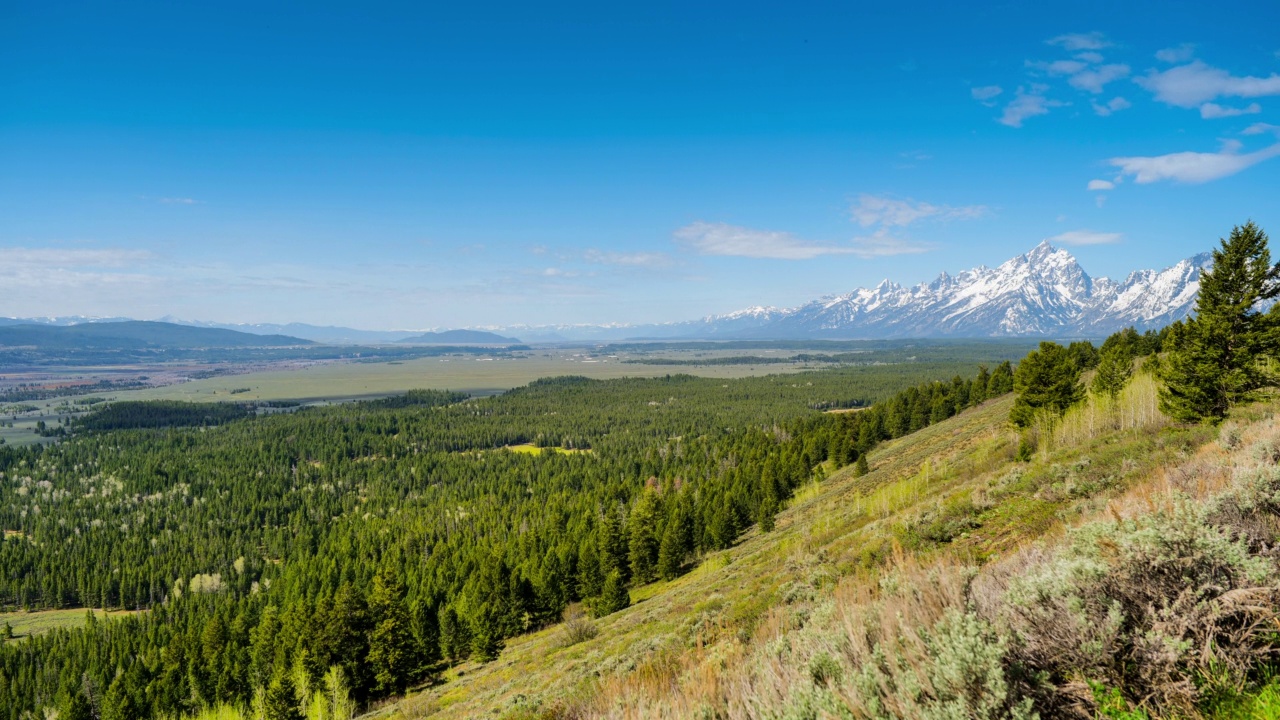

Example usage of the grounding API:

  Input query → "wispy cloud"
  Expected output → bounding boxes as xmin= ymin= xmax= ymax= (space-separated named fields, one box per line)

xmin=157 ymin=197 xmax=203 ymax=205
xmin=1092 ymin=96 xmax=1131 ymax=116
xmin=673 ymin=222 xmax=856 ymax=260
xmin=1067 ymin=63 xmax=1130 ymax=93
xmin=583 ymin=249 xmax=674 ymax=268
xmin=970 ymin=85 xmax=1003 ymax=105
xmin=1155 ymin=44 xmax=1196 ymax=63
xmin=1243 ymin=122 xmax=1280 ymax=137
xmin=0 ymin=247 xmax=154 ymax=267
xmin=1086 ymin=179 xmax=1115 ymax=191
xmin=1109 ymin=140 xmax=1280 ymax=184
xmin=849 ymin=229 xmax=935 ymax=258
xmin=1047 ymin=32 xmax=1110 ymax=51
xmin=999 ymin=85 xmax=1066 ymax=127
xmin=1136 ymin=60 xmax=1280 ymax=108
xmin=1199 ymin=102 xmax=1262 ymax=119
xmin=850 ymin=195 xmax=988 ymax=228
xmin=1047 ymin=229 xmax=1123 ymax=246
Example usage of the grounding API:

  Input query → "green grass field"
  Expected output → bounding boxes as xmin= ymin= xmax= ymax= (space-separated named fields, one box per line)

xmin=75 ymin=353 xmax=817 ymax=404
xmin=0 ymin=608 xmax=139 ymax=642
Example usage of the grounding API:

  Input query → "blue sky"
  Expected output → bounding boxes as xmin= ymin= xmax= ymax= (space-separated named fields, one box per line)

xmin=2 ymin=1 xmax=1279 ymax=329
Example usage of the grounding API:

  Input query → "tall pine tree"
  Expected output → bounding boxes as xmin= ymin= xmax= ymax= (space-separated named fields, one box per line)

xmin=366 ymin=568 xmax=419 ymax=696
xmin=1160 ymin=221 xmax=1280 ymax=422
xmin=1010 ymin=341 xmax=1083 ymax=427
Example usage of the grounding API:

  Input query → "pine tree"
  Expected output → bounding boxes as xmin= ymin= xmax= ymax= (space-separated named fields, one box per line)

xmin=598 ymin=506 xmax=630 ymax=584
xmin=264 ymin=673 xmax=303 ymax=720
xmin=1160 ymin=222 xmax=1280 ymax=422
xmin=101 ymin=670 xmax=142 ymax=720
xmin=627 ymin=490 xmax=661 ymax=585
xmin=576 ymin=538 xmax=604 ymax=599
xmin=438 ymin=605 xmax=471 ymax=663
xmin=57 ymin=688 xmax=93 ymax=720
xmin=367 ymin=567 xmax=418 ymax=695
xmin=987 ymin=361 xmax=1014 ymax=396
xmin=854 ymin=453 xmax=869 ymax=477
xmin=1010 ymin=341 xmax=1083 ymax=427
xmin=758 ymin=496 xmax=778 ymax=532
xmin=1092 ymin=344 xmax=1133 ymax=399
xmin=595 ymin=570 xmax=630 ymax=616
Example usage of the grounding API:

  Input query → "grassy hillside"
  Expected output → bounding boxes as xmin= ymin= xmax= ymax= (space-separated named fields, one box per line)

xmin=378 ymin=373 xmax=1266 ymax=719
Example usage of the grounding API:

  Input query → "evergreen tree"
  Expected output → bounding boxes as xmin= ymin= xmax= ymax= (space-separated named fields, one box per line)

xmin=1160 ymin=222 xmax=1280 ymax=422
xmin=410 ymin=598 xmax=441 ymax=674
xmin=627 ymin=490 xmax=661 ymax=585
xmin=366 ymin=568 xmax=418 ymax=695
xmin=469 ymin=601 xmax=505 ymax=661
xmin=758 ymin=496 xmax=778 ymax=532
xmin=598 ymin=506 xmax=630 ymax=584
xmin=56 ymin=687 xmax=93 ymax=720
xmin=100 ymin=671 xmax=142 ymax=720
xmin=595 ymin=570 xmax=630 ymax=616
xmin=854 ymin=453 xmax=870 ymax=477
xmin=264 ymin=673 xmax=303 ymax=720
xmin=987 ymin=361 xmax=1014 ymax=396
xmin=1092 ymin=343 xmax=1134 ymax=399
xmin=657 ymin=500 xmax=693 ymax=581
xmin=1010 ymin=342 xmax=1083 ymax=427
xmin=973 ymin=365 xmax=990 ymax=403
xmin=438 ymin=606 xmax=471 ymax=663
xmin=576 ymin=538 xmax=604 ymax=599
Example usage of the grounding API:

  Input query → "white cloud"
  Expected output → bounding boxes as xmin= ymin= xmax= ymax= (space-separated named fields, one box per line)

xmin=1047 ymin=32 xmax=1110 ymax=51
xmin=850 ymin=194 xmax=988 ymax=228
xmin=1092 ymin=96 xmax=1132 ymax=116
xmin=1047 ymin=230 xmax=1123 ymax=245
xmin=158 ymin=197 xmax=202 ymax=205
xmin=1137 ymin=61 xmax=1280 ymax=108
xmin=1243 ymin=122 xmax=1280 ymax=136
xmin=583 ymin=249 xmax=673 ymax=268
xmin=1032 ymin=59 xmax=1088 ymax=76
xmin=1068 ymin=63 xmax=1130 ymax=93
xmin=1075 ymin=51 xmax=1104 ymax=64
xmin=999 ymin=86 xmax=1066 ymax=127
xmin=1155 ymin=44 xmax=1196 ymax=63
xmin=1199 ymin=102 xmax=1262 ymax=119
xmin=1087 ymin=179 xmax=1115 ymax=191
xmin=1109 ymin=140 xmax=1280 ymax=184
xmin=849 ymin=229 xmax=935 ymax=258
xmin=672 ymin=222 xmax=856 ymax=260
xmin=971 ymin=85 xmax=1003 ymax=105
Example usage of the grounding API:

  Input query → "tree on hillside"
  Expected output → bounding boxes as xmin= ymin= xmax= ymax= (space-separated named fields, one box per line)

xmin=1010 ymin=341 xmax=1083 ymax=427
xmin=1092 ymin=343 xmax=1135 ymax=399
xmin=987 ymin=361 xmax=1014 ymax=396
xmin=1160 ymin=221 xmax=1280 ymax=422
xmin=367 ymin=568 xmax=419 ymax=695
xmin=627 ymin=489 xmax=661 ymax=585
xmin=594 ymin=570 xmax=630 ymax=616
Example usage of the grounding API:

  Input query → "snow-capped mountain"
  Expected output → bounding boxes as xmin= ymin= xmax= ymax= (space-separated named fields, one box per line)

xmin=691 ymin=241 xmax=1211 ymax=339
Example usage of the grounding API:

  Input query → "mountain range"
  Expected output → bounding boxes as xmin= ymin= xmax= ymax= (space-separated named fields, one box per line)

xmin=504 ymin=242 xmax=1210 ymax=341
xmin=3 ymin=243 xmax=1211 ymax=343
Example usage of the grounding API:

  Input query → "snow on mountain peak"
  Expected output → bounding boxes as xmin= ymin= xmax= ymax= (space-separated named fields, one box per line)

xmin=710 ymin=242 xmax=1209 ymax=338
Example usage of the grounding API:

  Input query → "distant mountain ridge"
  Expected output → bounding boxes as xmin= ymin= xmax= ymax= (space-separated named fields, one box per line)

xmin=0 ymin=321 xmax=312 ymax=350
xmin=396 ymin=329 xmax=522 ymax=345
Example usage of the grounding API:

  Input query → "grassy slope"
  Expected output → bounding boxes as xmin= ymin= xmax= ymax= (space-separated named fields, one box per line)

xmin=0 ymin=608 xmax=138 ymax=642
xmin=379 ymin=392 xmax=1218 ymax=719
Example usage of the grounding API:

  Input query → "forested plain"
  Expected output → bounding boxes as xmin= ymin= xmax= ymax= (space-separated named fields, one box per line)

xmin=0 ymin=353 xmax=1021 ymax=720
